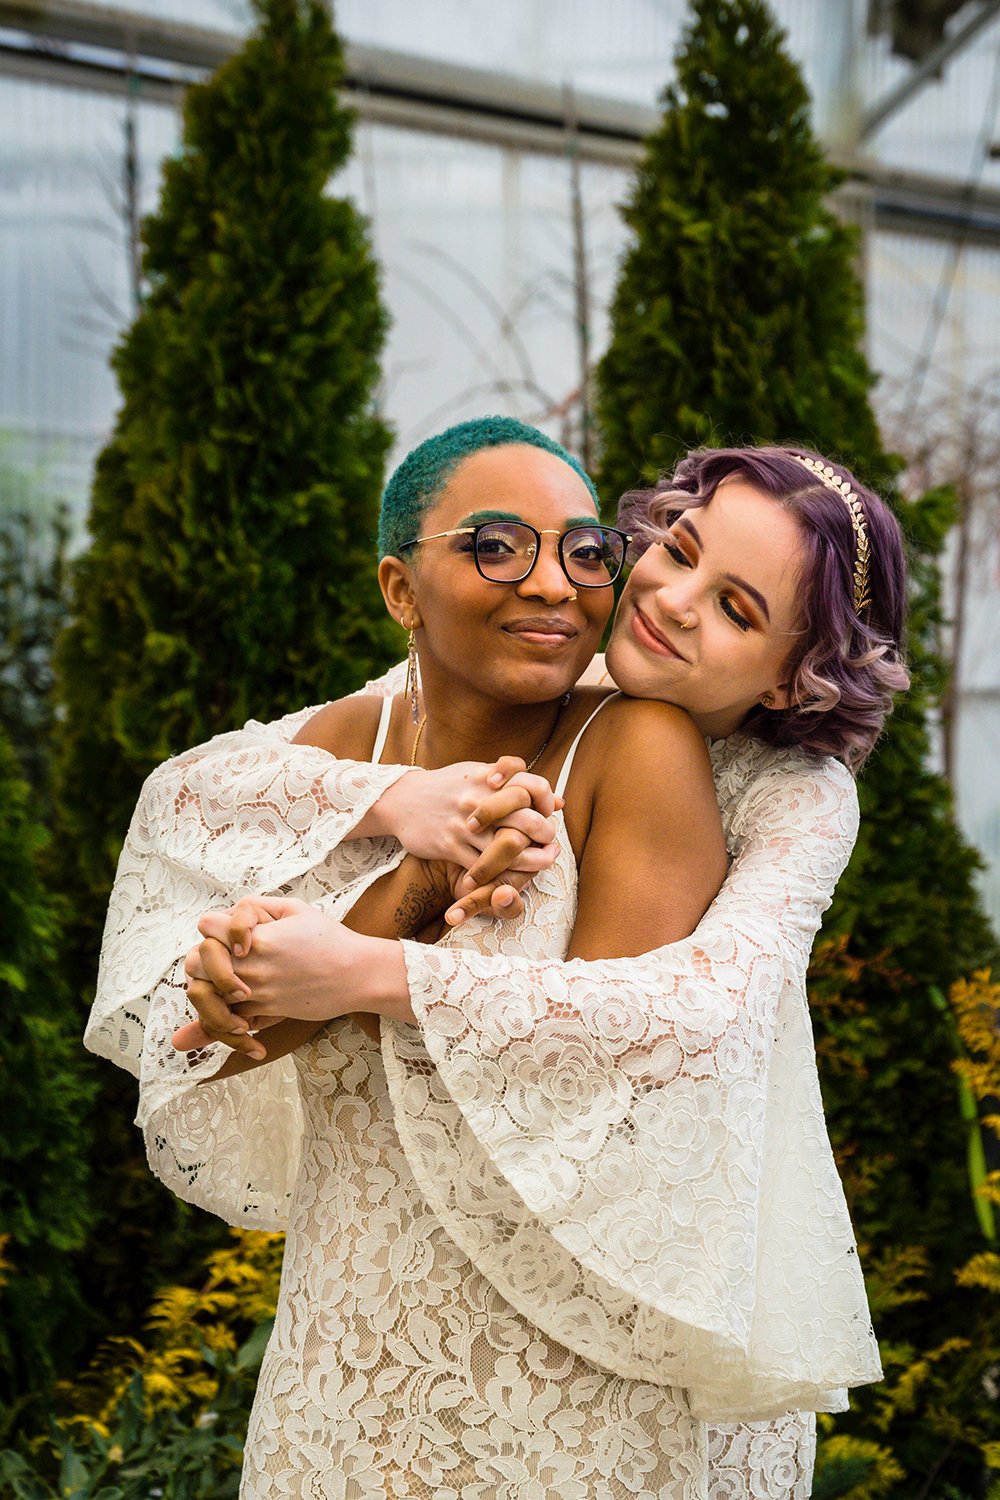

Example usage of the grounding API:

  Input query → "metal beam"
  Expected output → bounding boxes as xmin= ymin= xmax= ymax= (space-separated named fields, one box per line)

xmin=0 ymin=1 xmax=658 ymax=164
xmin=6 ymin=0 xmax=1000 ymax=243
xmin=0 ymin=0 xmax=234 ymax=69
xmin=861 ymin=0 xmax=1000 ymax=140
xmin=837 ymin=165 xmax=1000 ymax=246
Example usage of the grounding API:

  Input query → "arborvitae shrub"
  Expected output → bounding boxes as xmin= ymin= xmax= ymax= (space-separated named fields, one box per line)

xmin=53 ymin=0 xmax=395 ymax=923
xmin=48 ymin=0 xmax=395 ymax=1355
xmin=596 ymin=0 xmax=999 ymax=1489
xmin=0 ymin=727 xmax=94 ymax=1400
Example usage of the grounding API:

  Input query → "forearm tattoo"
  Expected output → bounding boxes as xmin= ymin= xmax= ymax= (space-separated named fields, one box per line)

xmin=394 ymin=881 xmax=444 ymax=939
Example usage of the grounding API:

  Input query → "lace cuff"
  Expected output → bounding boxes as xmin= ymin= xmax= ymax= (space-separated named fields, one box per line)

xmin=87 ymin=666 xmax=408 ymax=1228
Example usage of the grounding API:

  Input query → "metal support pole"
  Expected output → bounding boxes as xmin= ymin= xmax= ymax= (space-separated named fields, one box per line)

xmin=861 ymin=0 xmax=1000 ymax=140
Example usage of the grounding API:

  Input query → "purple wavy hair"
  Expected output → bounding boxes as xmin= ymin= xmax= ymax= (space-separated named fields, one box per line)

xmin=619 ymin=446 xmax=910 ymax=772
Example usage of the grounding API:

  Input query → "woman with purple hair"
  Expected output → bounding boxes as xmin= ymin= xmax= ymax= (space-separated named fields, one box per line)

xmin=88 ymin=421 xmax=908 ymax=1498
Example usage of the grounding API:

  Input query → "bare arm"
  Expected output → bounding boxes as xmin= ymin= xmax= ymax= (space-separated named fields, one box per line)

xmin=565 ymin=696 xmax=727 ymax=959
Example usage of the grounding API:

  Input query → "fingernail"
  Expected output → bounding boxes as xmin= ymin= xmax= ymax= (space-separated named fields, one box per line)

xmin=466 ymin=814 xmax=481 ymax=830
xmin=459 ymin=873 xmax=476 ymax=892
xmin=488 ymin=772 xmax=503 ymax=786
xmin=234 ymin=943 xmax=246 ymax=957
xmin=496 ymin=890 xmax=514 ymax=908
xmin=445 ymin=907 xmax=466 ymax=926
xmin=249 ymin=1046 xmax=266 ymax=1061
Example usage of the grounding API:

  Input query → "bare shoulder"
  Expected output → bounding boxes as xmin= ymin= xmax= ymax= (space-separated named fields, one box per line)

xmin=291 ymin=694 xmax=386 ymax=760
xmin=564 ymin=691 xmax=721 ymax=859
xmin=584 ymin=693 xmax=711 ymax=774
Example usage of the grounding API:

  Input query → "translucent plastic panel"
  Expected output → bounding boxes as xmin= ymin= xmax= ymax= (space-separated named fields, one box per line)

xmin=0 ymin=75 xmax=179 ymax=516
xmin=336 ymin=122 xmax=627 ymax=474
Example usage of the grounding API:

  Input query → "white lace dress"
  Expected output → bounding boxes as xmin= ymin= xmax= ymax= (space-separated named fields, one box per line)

xmin=86 ymin=669 xmax=881 ymax=1499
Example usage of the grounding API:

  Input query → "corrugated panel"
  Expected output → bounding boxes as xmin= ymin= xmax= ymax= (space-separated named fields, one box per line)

xmin=337 ymin=121 xmax=626 ymax=465
xmin=0 ymin=73 xmax=178 ymax=519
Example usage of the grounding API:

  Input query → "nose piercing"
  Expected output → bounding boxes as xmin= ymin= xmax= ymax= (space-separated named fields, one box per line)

xmin=567 ymin=592 xmax=578 ymax=602
xmin=678 ymin=613 xmax=695 ymax=630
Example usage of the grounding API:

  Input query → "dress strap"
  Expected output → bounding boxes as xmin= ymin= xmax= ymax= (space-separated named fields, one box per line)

xmin=370 ymin=695 xmax=395 ymax=765
xmin=553 ymin=693 xmax=620 ymax=799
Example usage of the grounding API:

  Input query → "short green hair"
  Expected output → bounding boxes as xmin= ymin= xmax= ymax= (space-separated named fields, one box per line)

xmin=378 ymin=415 xmax=600 ymax=558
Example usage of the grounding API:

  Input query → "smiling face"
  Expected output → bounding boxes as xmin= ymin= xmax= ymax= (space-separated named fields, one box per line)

xmin=606 ymin=477 xmax=806 ymax=738
xmin=381 ymin=444 xmax=613 ymax=710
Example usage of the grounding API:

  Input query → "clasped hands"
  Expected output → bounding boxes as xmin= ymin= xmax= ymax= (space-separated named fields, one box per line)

xmin=174 ymin=757 xmax=560 ymax=1062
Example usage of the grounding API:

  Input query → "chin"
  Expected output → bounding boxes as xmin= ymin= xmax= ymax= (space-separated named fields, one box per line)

xmin=605 ymin=635 xmax=664 ymax=701
xmin=493 ymin=662 xmax=578 ymax=704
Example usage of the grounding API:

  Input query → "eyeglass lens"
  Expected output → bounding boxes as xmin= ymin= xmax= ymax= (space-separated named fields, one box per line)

xmin=474 ymin=523 xmax=624 ymax=586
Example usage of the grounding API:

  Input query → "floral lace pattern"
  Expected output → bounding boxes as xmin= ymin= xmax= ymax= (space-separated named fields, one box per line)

xmin=87 ymin=663 xmax=877 ymax=1495
xmin=242 ymin=1012 xmax=707 ymax=1499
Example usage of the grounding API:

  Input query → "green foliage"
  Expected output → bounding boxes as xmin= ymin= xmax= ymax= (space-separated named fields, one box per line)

xmin=0 ymin=729 xmax=95 ymax=1399
xmin=595 ymin=0 xmax=888 ymax=499
xmin=0 ymin=454 xmax=70 ymax=798
xmin=596 ymin=0 xmax=1000 ymax=1489
xmin=52 ymin=0 xmax=395 ymax=918
xmin=0 ymin=1232 xmax=282 ymax=1499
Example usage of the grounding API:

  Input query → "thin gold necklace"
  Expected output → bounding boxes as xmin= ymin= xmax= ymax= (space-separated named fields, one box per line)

xmin=410 ymin=699 xmax=567 ymax=769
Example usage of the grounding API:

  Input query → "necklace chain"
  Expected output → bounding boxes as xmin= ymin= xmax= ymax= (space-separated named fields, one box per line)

xmin=409 ymin=704 xmax=563 ymax=770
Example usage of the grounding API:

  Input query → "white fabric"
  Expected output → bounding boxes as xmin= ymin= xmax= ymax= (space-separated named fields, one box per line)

xmin=383 ymin=732 xmax=880 ymax=1423
xmin=85 ymin=661 xmax=878 ymax=1493
xmin=86 ymin=679 xmax=412 ymax=1228
xmin=553 ymin=691 xmax=620 ymax=798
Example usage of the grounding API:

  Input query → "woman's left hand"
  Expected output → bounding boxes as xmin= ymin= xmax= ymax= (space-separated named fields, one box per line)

xmin=176 ymin=897 xmax=358 ymax=1051
xmin=223 ymin=898 xmax=358 ymax=1027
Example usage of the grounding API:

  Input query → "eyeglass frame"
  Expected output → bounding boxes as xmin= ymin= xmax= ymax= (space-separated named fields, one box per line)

xmin=396 ymin=521 xmax=633 ymax=588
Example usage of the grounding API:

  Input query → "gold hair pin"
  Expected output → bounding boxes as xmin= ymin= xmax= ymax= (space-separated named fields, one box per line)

xmin=792 ymin=454 xmax=871 ymax=614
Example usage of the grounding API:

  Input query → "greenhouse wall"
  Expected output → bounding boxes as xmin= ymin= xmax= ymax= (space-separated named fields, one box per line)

xmin=1 ymin=0 xmax=998 ymax=928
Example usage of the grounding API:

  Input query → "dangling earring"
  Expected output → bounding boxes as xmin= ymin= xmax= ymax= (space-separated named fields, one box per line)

xmin=404 ymin=622 xmax=421 ymax=725
xmin=760 ymin=691 xmax=775 ymax=708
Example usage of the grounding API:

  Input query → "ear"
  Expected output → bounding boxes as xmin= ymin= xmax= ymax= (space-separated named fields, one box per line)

xmin=378 ymin=556 xmax=421 ymax=630
xmin=760 ymin=679 xmax=794 ymax=711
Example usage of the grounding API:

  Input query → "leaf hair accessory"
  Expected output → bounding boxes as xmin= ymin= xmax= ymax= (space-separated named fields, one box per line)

xmin=792 ymin=454 xmax=871 ymax=614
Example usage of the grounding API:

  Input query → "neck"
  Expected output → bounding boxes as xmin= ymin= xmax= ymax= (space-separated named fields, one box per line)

xmin=412 ymin=690 xmax=565 ymax=770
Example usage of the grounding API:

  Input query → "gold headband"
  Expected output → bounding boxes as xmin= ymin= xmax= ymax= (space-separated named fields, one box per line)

xmin=791 ymin=454 xmax=871 ymax=614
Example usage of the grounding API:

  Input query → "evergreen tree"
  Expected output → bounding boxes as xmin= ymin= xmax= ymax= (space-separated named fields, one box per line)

xmin=0 ymin=727 xmax=94 ymax=1401
xmin=596 ymin=0 xmax=887 ymax=494
xmin=596 ymin=0 xmax=999 ymax=1489
xmin=0 ymin=501 xmax=69 ymax=801
xmin=46 ymin=0 xmax=395 ymax=1357
xmin=53 ymin=0 xmax=395 ymax=922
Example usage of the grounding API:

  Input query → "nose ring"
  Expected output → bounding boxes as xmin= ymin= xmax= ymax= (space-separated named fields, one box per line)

xmin=567 ymin=591 xmax=578 ymax=602
xmin=678 ymin=612 xmax=695 ymax=630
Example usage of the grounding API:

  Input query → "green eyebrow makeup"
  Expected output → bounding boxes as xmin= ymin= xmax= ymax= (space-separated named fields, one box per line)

xmin=458 ymin=511 xmax=601 ymax=528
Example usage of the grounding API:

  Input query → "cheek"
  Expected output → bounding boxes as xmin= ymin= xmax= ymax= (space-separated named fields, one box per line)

xmin=586 ymin=591 xmax=615 ymax=632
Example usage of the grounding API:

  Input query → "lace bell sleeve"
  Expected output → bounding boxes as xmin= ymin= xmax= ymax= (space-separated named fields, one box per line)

xmin=382 ymin=751 xmax=882 ymax=1422
xmin=85 ymin=664 xmax=407 ymax=1228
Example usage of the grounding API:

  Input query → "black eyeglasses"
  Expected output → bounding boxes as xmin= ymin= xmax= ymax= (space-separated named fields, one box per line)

xmin=398 ymin=521 xmax=632 ymax=588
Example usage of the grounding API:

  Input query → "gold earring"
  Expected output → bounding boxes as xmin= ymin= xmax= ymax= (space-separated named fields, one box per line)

xmin=760 ymin=691 xmax=775 ymax=708
xmin=404 ymin=622 xmax=421 ymax=725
